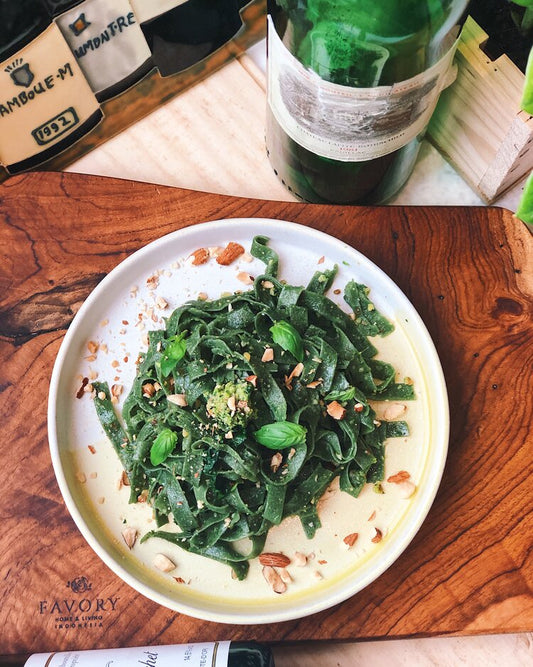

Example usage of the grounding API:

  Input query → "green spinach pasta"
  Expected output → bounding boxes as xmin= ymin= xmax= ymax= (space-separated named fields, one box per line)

xmin=92 ymin=235 xmax=414 ymax=580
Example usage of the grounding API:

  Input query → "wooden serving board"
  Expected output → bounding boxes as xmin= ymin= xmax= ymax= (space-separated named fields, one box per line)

xmin=0 ymin=172 xmax=532 ymax=654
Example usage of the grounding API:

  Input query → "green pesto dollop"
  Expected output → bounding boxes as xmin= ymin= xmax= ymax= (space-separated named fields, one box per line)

xmin=206 ymin=380 xmax=254 ymax=430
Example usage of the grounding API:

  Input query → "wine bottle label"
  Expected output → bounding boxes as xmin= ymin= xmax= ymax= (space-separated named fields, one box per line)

xmin=129 ymin=0 xmax=189 ymax=24
xmin=55 ymin=0 xmax=151 ymax=96
xmin=25 ymin=642 xmax=231 ymax=666
xmin=267 ymin=16 xmax=459 ymax=162
xmin=0 ymin=23 xmax=101 ymax=169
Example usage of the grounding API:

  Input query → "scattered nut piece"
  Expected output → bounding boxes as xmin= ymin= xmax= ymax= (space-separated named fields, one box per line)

xmin=236 ymin=271 xmax=254 ymax=285
xmin=279 ymin=568 xmax=292 ymax=584
xmin=343 ymin=533 xmax=358 ymax=548
xmin=371 ymin=528 xmax=383 ymax=544
xmin=383 ymin=402 xmax=407 ymax=420
xmin=262 ymin=280 xmax=274 ymax=289
xmin=395 ymin=481 xmax=417 ymax=499
xmin=97 ymin=391 xmax=106 ymax=401
xmin=153 ymin=554 xmax=176 ymax=572
xmin=97 ymin=497 xmax=105 ymax=505
xmin=216 ymin=242 xmax=245 ymax=266
xmin=312 ymin=570 xmax=323 ymax=580
xmin=121 ymin=527 xmax=138 ymax=549
xmin=87 ymin=340 xmax=99 ymax=355
xmin=262 ymin=566 xmax=287 ymax=594
xmin=368 ymin=510 xmax=376 ymax=521
xmin=293 ymin=551 xmax=307 ymax=567
xmin=111 ymin=383 xmax=123 ymax=398
xmin=261 ymin=347 xmax=274 ymax=362
xmin=306 ymin=380 xmax=323 ymax=389
xmin=155 ymin=295 xmax=169 ymax=310
xmin=76 ymin=472 xmax=87 ymax=484
xmin=326 ymin=400 xmax=346 ymax=420
xmin=387 ymin=470 xmax=411 ymax=484
xmin=270 ymin=452 xmax=283 ymax=473
xmin=259 ymin=552 xmax=291 ymax=568
xmin=245 ymin=375 xmax=258 ymax=387
xmin=190 ymin=248 xmax=210 ymax=265
xmin=167 ymin=393 xmax=188 ymax=407
xmin=142 ymin=382 xmax=156 ymax=398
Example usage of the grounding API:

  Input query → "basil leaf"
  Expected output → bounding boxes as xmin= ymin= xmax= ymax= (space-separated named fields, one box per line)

xmin=150 ymin=428 xmax=178 ymax=465
xmin=254 ymin=421 xmax=307 ymax=449
xmin=160 ymin=332 xmax=187 ymax=377
xmin=270 ymin=320 xmax=304 ymax=362
xmin=325 ymin=386 xmax=356 ymax=402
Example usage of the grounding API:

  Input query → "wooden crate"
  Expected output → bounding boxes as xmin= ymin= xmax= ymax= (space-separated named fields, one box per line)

xmin=428 ymin=16 xmax=533 ymax=203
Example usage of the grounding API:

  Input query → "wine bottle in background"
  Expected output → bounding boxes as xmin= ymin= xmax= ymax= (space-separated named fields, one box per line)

xmin=266 ymin=0 xmax=471 ymax=204
xmin=0 ymin=0 xmax=102 ymax=173
xmin=130 ymin=0 xmax=249 ymax=77
xmin=0 ymin=641 xmax=275 ymax=667
xmin=47 ymin=0 xmax=153 ymax=101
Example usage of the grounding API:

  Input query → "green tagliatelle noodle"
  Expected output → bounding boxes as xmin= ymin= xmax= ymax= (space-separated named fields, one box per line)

xmin=92 ymin=235 xmax=415 ymax=580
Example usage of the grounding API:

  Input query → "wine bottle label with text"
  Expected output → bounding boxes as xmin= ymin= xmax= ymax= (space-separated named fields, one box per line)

xmin=0 ymin=23 xmax=101 ymax=169
xmin=55 ymin=0 xmax=151 ymax=95
xmin=129 ymin=0 xmax=189 ymax=24
xmin=267 ymin=16 xmax=458 ymax=162
xmin=25 ymin=642 xmax=231 ymax=667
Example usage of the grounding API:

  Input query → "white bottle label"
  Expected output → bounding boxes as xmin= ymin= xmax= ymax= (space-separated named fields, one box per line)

xmin=129 ymin=0 xmax=189 ymax=24
xmin=25 ymin=641 xmax=231 ymax=667
xmin=267 ymin=16 xmax=458 ymax=162
xmin=55 ymin=0 xmax=151 ymax=95
xmin=0 ymin=23 xmax=100 ymax=169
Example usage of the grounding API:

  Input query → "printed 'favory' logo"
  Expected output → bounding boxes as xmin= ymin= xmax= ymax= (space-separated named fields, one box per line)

xmin=69 ymin=13 xmax=91 ymax=36
xmin=4 ymin=59 xmax=34 ymax=88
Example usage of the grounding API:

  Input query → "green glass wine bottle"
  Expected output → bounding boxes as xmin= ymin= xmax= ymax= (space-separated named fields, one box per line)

xmin=266 ymin=0 xmax=470 ymax=204
xmin=0 ymin=641 xmax=274 ymax=667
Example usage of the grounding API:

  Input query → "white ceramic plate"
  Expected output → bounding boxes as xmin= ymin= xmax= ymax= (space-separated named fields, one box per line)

xmin=48 ymin=217 xmax=448 ymax=624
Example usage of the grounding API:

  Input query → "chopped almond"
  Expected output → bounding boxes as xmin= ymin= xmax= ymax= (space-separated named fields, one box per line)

xmin=153 ymin=554 xmax=176 ymax=572
xmin=245 ymin=374 xmax=258 ymax=387
xmin=262 ymin=566 xmax=286 ymax=594
xmin=343 ymin=533 xmax=358 ymax=548
xmin=387 ymin=470 xmax=411 ymax=484
xmin=326 ymin=401 xmax=346 ymax=420
xmin=190 ymin=248 xmax=210 ymax=265
xmin=121 ymin=527 xmax=138 ymax=549
xmin=167 ymin=393 xmax=188 ymax=406
xmin=261 ymin=347 xmax=274 ymax=362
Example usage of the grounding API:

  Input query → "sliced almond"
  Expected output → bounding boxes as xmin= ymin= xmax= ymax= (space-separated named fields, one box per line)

xmin=262 ymin=565 xmax=287 ymax=594
xmin=153 ymin=554 xmax=176 ymax=572
xmin=167 ymin=393 xmax=188 ymax=406
xmin=261 ymin=347 xmax=274 ymax=362
xmin=216 ymin=242 xmax=245 ymax=266
xmin=343 ymin=532 xmax=358 ymax=548
xmin=270 ymin=452 xmax=283 ymax=473
xmin=236 ymin=271 xmax=254 ymax=285
xmin=121 ymin=527 xmax=138 ymax=549
xmin=326 ymin=400 xmax=346 ymax=420
xmin=371 ymin=528 xmax=383 ymax=544
xmin=259 ymin=552 xmax=291 ymax=568
xmin=387 ymin=470 xmax=411 ymax=484
xmin=190 ymin=247 xmax=210 ymax=265
xmin=293 ymin=551 xmax=307 ymax=567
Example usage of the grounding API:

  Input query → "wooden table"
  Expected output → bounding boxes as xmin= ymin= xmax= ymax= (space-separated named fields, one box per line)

xmin=1 ymin=53 xmax=532 ymax=664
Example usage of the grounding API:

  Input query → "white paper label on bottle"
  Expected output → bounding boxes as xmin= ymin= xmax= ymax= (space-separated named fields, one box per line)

xmin=267 ymin=16 xmax=458 ymax=162
xmin=0 ymin=23 xmax=100 ymax=168
xmin=25 ymin=642 xmax=231 ymax=667
xmin=55 ymin=0 xmax=151 ymax=95
xmin=129 ymin=0 xmax=189 ymax=24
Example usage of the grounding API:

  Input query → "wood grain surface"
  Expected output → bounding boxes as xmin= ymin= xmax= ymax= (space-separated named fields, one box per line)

xmin=0 ymin=172 xmax=531 ymax=655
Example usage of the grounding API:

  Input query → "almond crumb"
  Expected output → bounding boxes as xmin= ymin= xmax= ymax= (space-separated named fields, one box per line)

xmin=190 ymin=248 xmax=210 ymax=265
xmin=293 ymin=551 xmax=307 ymax=567
xmin=326 ymin=400 xmax=346 ymax=420
xmin=121 ymin=527 xmax=138 ymax=549
xmin=343 ymin=532 xmax=358 ymax=548
xmin=236 ymin=271 xmax=254 ymax=285
xmin=153 ymin=554 xmax=176 ymax=572
xmin=167 ymin=393 xmax=188 ymax=406
xmin=371 ymin=528 xmax=383 ymax=543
